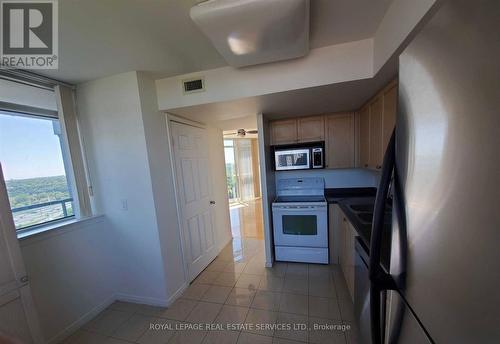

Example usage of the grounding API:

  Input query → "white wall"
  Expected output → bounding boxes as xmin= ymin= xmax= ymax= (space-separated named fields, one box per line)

xmin=156 ymin=39 xmax=373 ymax=110
xmin=76 ymin=72 xmax=168 ymax=303
xmin=275 ymin=168 xmax=379 ymax=189
xmin=20 ymin=217 xmax=118 ymax=343
xmin=257 ymin=114 xmax=275 ymax=266
xmin=136 ymin=73 xmax=187 ymax=301
xmin=373 ymin=0 xmax=437 ymax=72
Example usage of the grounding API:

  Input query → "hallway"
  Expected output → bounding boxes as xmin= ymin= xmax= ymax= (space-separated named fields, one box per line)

xmin=64 ymin=238 xmax=358 ymax=344
xmin=229 ymin=199 xmax=264 ymax=240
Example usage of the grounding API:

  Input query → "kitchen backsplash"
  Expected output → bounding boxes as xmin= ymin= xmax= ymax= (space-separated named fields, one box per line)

xmin=275 ymin=168 xmax=380 ymax=189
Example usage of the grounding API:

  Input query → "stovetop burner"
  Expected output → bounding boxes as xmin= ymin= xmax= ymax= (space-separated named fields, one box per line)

xmin=274 ymin=195 xmax=326 ymax=203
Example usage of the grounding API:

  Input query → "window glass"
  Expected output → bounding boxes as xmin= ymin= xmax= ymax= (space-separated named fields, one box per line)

xmin=282 ymin=215 xmax=317 ymax=235
xmin=0 ymin=111 xmax=74 ymax=229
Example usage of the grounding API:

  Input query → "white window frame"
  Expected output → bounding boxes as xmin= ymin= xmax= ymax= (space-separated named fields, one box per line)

xmin=0 ymin=83 xmax=93 ymax=237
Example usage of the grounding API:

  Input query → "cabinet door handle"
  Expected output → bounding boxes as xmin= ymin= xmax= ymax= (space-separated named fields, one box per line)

xmin=364 ymin=164 xmax=368 ymax=168
xmin=376 ymin=165 xmax=382 ymax=169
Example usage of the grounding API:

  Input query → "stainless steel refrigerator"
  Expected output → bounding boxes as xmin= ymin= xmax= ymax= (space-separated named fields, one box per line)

xmin=368 ymin=0 xmax=500 ymax=343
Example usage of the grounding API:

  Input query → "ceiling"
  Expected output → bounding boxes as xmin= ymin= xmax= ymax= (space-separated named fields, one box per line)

xmin=169 ymin=55 xmax=398 ymax=125
xmin=38 ymin=0 xmax=392 ymax=84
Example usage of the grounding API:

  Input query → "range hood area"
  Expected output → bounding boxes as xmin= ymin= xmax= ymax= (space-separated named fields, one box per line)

xmin=190 ymin=0 xmax=310 ymax=67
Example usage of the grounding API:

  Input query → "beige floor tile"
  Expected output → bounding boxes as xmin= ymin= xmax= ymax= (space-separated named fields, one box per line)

xmin=223 ymin=262 xmax=247 ymax=274
xmin=135 ymin=304 xmax=168 ymax=317
xmin=279 ymin=293 xmax=308 ymax=315
xmin=206 ymin=260 xmax=231 ymax=272
xmin=186 ymin=301 xmax=222 ymax=323
xmin=215 ymin=305 xmax=249 ymax=326
xmin=169 ymin=326 xmax=207 ymax=344
xmin=194 ymin=271 xmax=221 ymax=285
xmin=110 ymin=313 xmax=154 ymax=341
xmin=258 ymin=275 xmax=284 ymax=292
xmin=309 ymin=278 xmax=336 ymax=298
xmin=83 ymin=309 xmax=133 ymax=335
xmin=309 ymin=317 xmax=347 ymax=344
xmin=309 ymin=296 xmax=342 ymax=320
xmin=265 ymin=262 xmax=287 ymax=278
xmin=64 ymin=330 xmax=108 ymax=344
xmin=243 ymin=308 xmax=278 ymax=337
xmin=225 ymin=287 xmax=257 ymax=307
xmin=243 ymin=262 xmax=267 ymax=275
xmin=136 ymin=318 xmax=178 ymax=344
xmin=286 ymin=263 xmax=308 ymax=276
xmin=308 ymin=264 xmax=333 ymax=278
xmin=251 ymin=290 xmax=281 ymax=311
xmin=201 ymin=285 xmax=232 ymax=304
xmin=104 ymin=338 xmax=131 ymax=344
xmin=235 ymin=273 xmax=262 ymax=290
xmin=157 ymin=299 xmax=197 ymax=321
xmin=202 ymin=330 xmax=240 ymax=344
xmin=282 ymin=277 xmax=308 ymax=295
xmin=181 ymin=283 xmax=211 ymax=301
xmin=272 ymin=337 xmax=305 ymax=344
xmin=213 ymin=272 xmax=241 ymax=287
xmin=108 ymin=301 xmax=141 ymax=313
xmin=274 ymin=312 xmax=308 ymax=342
xmin=237 ymin=332 xmax=273 ymax=344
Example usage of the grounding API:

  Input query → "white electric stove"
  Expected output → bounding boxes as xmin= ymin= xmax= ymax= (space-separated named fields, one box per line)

xmin=272 ymin=178 xmax=328 ymax=264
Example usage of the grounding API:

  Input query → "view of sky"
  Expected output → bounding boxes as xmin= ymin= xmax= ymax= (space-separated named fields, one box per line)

xmin=0 ymin=112 xmax=66 ymax=180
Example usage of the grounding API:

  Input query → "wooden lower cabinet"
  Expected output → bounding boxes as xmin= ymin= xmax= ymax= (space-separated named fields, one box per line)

xmin=339 ymin=210 xmax=357 ymax=302
xmin=325 ymin=113 xmax=355 ymax=168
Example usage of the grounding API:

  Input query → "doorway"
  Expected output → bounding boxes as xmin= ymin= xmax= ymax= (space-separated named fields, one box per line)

xmin=170 ymin=121 xmax=218 ymax=282
xmin=223 ymin=135 xmax=264 ymax=239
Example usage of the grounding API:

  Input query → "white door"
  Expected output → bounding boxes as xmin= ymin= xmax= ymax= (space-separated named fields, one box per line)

xmin=0 ymin=165 xmax=43 ymax=344
xmin=170 ymin=122 xmax=218 ymax=282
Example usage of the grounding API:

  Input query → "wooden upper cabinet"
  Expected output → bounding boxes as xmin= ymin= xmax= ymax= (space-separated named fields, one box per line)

xmin=368 ymin=96 xmax=383 ymax=169
xmin=359 ymin=106 xmax=370 ymax=168
xmin=326 ymin=113 xmax=355 ymax=168
xmin=297 ymin=116 xmax=325 ymax=143
xmin=357 ymin=79 xmax=398 ymax=170
xmin=270 ymin=119 xmax=297 ymax=145
xmin=382 ymin=82 xmax=397 ymax=153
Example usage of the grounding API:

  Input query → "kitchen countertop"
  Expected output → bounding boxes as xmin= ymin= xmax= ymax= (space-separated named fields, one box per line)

xmin=325 ymin=187 xmax=391 ymax=271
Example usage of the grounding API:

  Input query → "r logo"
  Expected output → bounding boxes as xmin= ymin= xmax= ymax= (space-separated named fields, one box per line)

xmin=2 ymin=2 xmax=53 ymax=54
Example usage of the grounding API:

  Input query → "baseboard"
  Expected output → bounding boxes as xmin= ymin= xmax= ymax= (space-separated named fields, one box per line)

xmin=219 ymin=235 xmax=233 ymax=251
xmin=113 ymin=293 xmax=170 ymax=308
xmin=165 ymin=282 xmax=188 ymax=306
xmin=48 ymin=294 xmax=115 ymax=344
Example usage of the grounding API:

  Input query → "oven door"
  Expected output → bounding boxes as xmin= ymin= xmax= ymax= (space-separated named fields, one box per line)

xmin=274 ymin=148 xmax=310 ymax=170
xmin=272 ymin=205 xmax=328 ymax=247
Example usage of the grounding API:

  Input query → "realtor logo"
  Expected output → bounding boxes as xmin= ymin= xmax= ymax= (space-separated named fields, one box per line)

xmin=1 ymin=0 xmax=58 ymax=69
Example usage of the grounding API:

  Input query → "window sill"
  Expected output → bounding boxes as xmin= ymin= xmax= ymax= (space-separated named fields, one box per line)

xmin=17 ymin=215 xmax=105 ymax=245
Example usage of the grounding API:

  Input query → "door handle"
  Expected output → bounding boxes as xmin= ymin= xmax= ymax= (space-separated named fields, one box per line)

xmin=209 ymin=200 xmax=216 ymax=205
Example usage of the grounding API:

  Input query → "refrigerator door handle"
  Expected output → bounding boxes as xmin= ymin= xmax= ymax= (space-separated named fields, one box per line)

xmin=369 ymin=129 xmax=398 ymax=344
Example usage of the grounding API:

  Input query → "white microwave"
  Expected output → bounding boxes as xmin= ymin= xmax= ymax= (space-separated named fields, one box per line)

xmin=273 ymin=142 xmax=325 ymax=171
